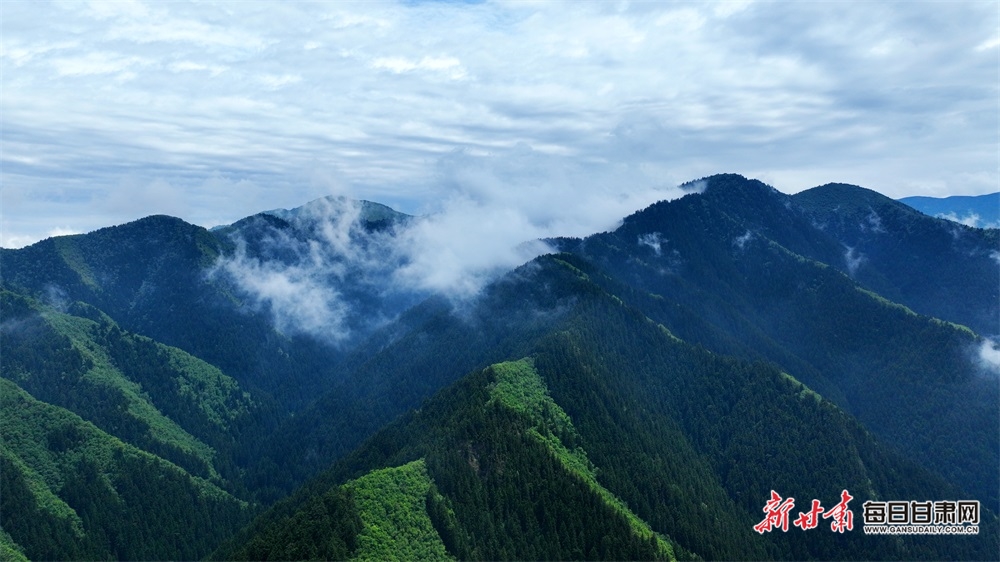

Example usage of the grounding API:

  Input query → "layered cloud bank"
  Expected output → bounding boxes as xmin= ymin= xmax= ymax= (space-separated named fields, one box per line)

xmin=3 ymin=1 xmax=998 ymax=247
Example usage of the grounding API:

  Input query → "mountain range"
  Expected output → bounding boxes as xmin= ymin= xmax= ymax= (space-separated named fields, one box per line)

xmin=1 ymin=174 xmax=997 ymax=560
xmin=899 ymin=192 xmax=999 ymax=229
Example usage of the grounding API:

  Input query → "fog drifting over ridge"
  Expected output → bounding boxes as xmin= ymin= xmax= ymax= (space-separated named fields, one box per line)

xmin=211 ymin=147 xmax=695 ymax=342
xmin=2 ymin=1 xmax=997 ymax=248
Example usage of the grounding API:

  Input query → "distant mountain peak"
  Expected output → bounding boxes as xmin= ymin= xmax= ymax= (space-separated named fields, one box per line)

xmin=698 ymin=173 xmax=774 ymax=192
xmin=695 ymin=174 xmax=786 ymax=209
xmin=794 ymin=183 xmax=922 ymax=218
xmin=800 ymin=182 xmax=891 ymax=204
xmin=899 ymin=192 xmax=1000 ymax=228
xmin=263 ymin=196 xmax=411 ymax=229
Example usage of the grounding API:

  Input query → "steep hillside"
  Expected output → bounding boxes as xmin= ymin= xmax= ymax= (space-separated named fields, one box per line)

xmin=216 ymin=357 xmax=682 ymax=561
xmin=245 ymin=259 xmax=582 ymax=497
xmin=245 ymin=176 xmax=999 ymax=512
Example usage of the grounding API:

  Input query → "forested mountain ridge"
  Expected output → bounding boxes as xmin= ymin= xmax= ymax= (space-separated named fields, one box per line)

xmin=1 ymin=290 xmax=256 ymax=486
xmin=0 ymin=378 xmax=250 ymax=561
xmin=1 ymin=175 xmax=997 ymax=560
xmin=599 ymin=174 xmax=997 ymax=335
xmin=0 ymin=289 xmax=257 ymax=559
xmin=793 ymin=182 xmax=999 ymax=335
xmin=0 ymin=215 xmax=343 ymax=412
xmin=554 ymin=175 xmax=999 ymax=508
xmin=217 ymin=255 xmax=997 ymax=560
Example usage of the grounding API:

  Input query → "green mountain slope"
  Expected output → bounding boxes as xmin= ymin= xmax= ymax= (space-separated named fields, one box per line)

xmin=246 ymin=267 xmax=580 ymax=497
xmin=0 ymin=529 xmax=29 ymax=562
xmin=0 ymin=215 xmax=343 ymax=411
xmin=216 ymin=356 xmax=679 ymax=561
xmin=221 ymin=256 xmax=997 ymax=560
xmin=1 ymin=289 xmax=256 ymax=489
xmin=0 ymin=378 xmax=249 ymax=560
xmin=347 ymin=460 xmax=452 ymax=561
xmin=486 ymin=359 xmax=674 ymax=559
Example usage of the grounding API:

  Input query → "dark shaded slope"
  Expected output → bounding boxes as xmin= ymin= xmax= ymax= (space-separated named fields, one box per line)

xmin=795 ymin=183 xmax=999 ymax=335
xmin=532 ymin=277 xmax=996 ymax=560
xmin=558 ymin=175 xmax=999 ymax=507
xmin=584 ymin=174 xmax=998 ymax=336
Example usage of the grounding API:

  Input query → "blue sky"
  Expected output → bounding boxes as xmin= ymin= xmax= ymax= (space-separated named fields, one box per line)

xmin=2 ymin=1 xmax=998 ymax=248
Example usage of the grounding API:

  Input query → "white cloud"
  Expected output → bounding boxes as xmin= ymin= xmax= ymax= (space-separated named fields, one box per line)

xmin=168 ymin=61 xmax=227 ymax=76
xmin=733 ymin=230 xmax=753 ymax=250
xmin=976 ymin=339 xmax=1000 ymax=375
xmin=844 ymin=246 xmax=865 ymax=276
xmin=0 ymin=227 xmax=81 ymax=249
xmin=0 ymin=235 xmax=36 ymax=250
xmin=215 ymin=245 xmax=352 ymax=340
xmin=49 ymin=51 xmax=152 ymax=77
xmin=864 ymin=209 xmax=886 ymax=233
xmin=975 ymin=36 xmax=1000 ymax=52
xmin=393 ymin=198 xmax=551 ymax=298
xmin=259 ymin=73 xmax=302 ymax=89
xmin=1 ymin=0 xmax=997 ymax=247
xmin=936 ymin=212 xmax=999 ymax=229
xmin=321 ymin=12 xmax=390 ymax=30
xmin=209 ymin=143 xmax=691 ymax=338
xmin=209 ymin=198 xmax=388 ymax=342
xmin=371 ymin=55 xmax=466 ymax=80
xmin=638 ymin=232 xmax=664 ymax=256
xmin=97 ymin=3 xmax=269 ymax=50
xmin=47 ymin=227 xmax=81 ymax=238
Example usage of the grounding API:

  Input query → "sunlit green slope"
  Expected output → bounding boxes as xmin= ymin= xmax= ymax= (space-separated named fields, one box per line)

xmin=1 ymin=289 xmax=255 ymax=486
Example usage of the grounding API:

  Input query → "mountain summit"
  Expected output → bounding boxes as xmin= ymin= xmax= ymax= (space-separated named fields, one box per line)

xmin=261 ymin=196 xmax=412 ymax=230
